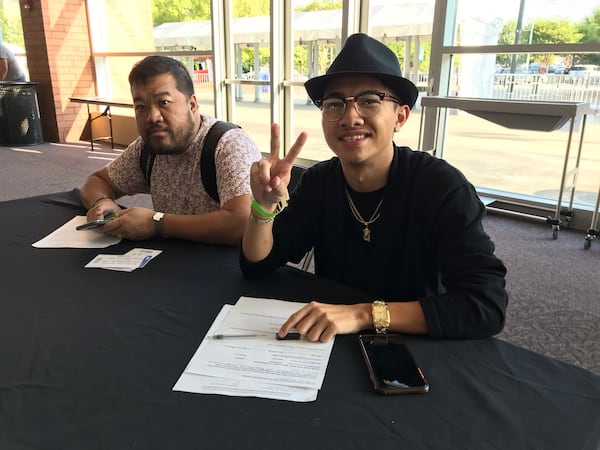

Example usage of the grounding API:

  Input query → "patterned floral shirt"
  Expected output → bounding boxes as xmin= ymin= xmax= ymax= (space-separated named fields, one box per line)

xmin=107 ymin=114 xmax=261 ymax=214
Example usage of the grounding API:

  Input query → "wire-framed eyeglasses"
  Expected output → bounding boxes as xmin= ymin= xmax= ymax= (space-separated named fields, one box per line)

xmin=315 ymin=92 xmax=402 ymax=122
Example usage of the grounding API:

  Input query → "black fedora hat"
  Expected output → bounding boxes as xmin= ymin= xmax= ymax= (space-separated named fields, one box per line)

xmin=304 ymin=33 xmax=419 ymax=109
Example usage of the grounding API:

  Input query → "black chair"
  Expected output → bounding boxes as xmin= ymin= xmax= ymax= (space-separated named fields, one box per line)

xmin=289 ymin=164 xmax=306 ymax=193
xmin=287 ymin=164 xmax=314 ymax=272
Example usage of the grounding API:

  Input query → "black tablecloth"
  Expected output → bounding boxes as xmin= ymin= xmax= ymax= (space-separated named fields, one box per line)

xmin=1 ymin=190 xmax=599 ymax=450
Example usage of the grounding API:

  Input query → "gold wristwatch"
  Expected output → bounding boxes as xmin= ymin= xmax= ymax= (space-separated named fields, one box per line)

xmin=372 ymin=300 xmax=390 ymax=334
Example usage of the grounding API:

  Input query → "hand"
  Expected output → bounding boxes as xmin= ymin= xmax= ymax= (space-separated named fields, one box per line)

xmin=250 ymin=123 xmax=307 ymax=209
xmin=87 ymin=198 xmax=120 ymax=222
xmin=99 ymin=207 xmax=156 ymax=240
xmin=278 ymin=301 xmax=371 ymax=343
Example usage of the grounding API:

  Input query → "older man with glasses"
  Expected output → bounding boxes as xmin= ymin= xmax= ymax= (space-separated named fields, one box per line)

xmin=240 ymin=33 xmax=508 ymax=343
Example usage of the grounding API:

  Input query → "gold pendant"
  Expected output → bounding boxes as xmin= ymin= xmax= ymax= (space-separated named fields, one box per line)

xmin=362 ymin=226 xmax=371 ymax=242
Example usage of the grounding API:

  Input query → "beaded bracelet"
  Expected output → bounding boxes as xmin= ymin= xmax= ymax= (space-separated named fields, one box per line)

xmin=248 ymin=210 xmax=274 ymax=225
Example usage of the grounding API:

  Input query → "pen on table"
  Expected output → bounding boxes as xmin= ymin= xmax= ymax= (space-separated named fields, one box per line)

xmin=210 ymin=333 xmax=302 ymax=340
xmin=211 ymin=334 xmax=267 ymax=339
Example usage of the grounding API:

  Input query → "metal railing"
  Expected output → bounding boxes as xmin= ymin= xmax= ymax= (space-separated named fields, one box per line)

xmin=491 ymin=74 xmax=600 ymax=107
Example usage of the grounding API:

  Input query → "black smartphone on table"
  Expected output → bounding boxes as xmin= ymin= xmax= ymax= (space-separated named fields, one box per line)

xmin=358 ymin=334 xmax=429 ymax=395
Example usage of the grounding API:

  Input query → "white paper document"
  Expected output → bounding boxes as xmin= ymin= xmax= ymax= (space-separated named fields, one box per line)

xmin=32 ymin=215 xmax=121 ymax=248
xmin=173 ymin=297 xmax=335 ymax=402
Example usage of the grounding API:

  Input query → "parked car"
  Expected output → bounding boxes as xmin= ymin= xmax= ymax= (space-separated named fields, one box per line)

xmin=569 ymin=65 xmax=599 ymax=76
xmin=547 ymin=64 xmax=566 ymax=74
xmin=528 ymin=62 xmax=540 ymax=73
xmin=496 ymin=67 xmax=528 ymax=74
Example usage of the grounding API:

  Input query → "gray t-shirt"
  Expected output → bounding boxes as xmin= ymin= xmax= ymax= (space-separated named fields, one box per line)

xmin=0 ymin=43 xmax=25 ymax=81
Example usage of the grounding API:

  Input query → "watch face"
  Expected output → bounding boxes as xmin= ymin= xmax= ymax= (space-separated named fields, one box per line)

xmin=372 ymin=302 xmax=390 ymax=331
xmin=153 ymin=212 xmax=164 ymax=221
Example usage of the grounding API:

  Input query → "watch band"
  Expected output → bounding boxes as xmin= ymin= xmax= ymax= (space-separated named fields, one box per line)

xmin=153 ymin=212 xmax=165 ymax=237
xmin=372 ymin=300 xmax=390 ymax=334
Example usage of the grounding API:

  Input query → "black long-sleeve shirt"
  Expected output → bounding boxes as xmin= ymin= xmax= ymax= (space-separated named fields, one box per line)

xmin=241 ymin=145 xmax=508 ymax=339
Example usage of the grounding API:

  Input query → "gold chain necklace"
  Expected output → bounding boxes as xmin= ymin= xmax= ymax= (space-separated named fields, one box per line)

xmin=344 ymin=186 xmax=384 ymax=242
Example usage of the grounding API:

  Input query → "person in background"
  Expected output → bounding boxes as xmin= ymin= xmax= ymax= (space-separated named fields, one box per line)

xmin=0 ymin=42 xmax=26 ymax=82
xmin=80 ymin=55 xmax=261 ymax=244
xmin=240 ymin=33 xmax=508 ymax=342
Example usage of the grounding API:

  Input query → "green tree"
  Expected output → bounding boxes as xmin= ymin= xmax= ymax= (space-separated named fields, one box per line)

xmin=531 ymin=19 xmax=582 ymax=45
xmin=152 ymin=0 xmax=210 ymax=26
xmin=578 ymin=7 xmax=600 ymax=42
xmin=577 ymin=7 xmax=600 ymax=64
xmin=293 ymin=1 xmax=341 ymax=76
xmin=0 ymin=0 xmax=24 ymax=46
xmin=498 ymin=18 xmax=581 ymax=46
xmin=294 ymin=45 xmax=308 ymax=74
xmin=233 ymin=0 xmax=270 ymax=75
xmin=152 ymin=0 xmax=270 ymax=25
xmin=233 ymin=0 xmax=269 ymax=17
xmin=530 ymin=19 xmax=583 ymax=68
xmin=388 ymin=40 xmax=432 ymax=75
xmin=497 ymin=18 xmax=582 ymax=68
xmin=296 ymin=0 xmax=342 ymax=12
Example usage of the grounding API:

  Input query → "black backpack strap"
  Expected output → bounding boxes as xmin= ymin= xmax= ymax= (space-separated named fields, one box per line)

xmin=138 ymin=120 xmax=240 ymax=201
xmin=200 ymin=120 xmax=240 ymax=203
xmin=140 ymin=143 xmax=156 ymax=186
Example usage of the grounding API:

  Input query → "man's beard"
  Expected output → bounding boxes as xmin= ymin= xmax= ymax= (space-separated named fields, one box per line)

xmin=144 ymin=120 xmax=196 ymax=155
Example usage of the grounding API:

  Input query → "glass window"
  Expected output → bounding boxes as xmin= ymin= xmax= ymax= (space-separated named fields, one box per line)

xmin=427 ymin=0 xmax=600 ymax=211
xmin=370 ymin=0 xmax=435 ymax=152
xmin=289 ymin=0 xmax=436 ymax=161
xmin=81 ymin=0 xmax=599 ymax=215
xmin=455 ymin=0 xmax=600 ymax=46
xmin=88 ymin=1 xmax=216 ymax=116
xmin=290 ymin=1 xmax=342 ymax=162
xmin=230 ymin=0 xmax=272 ymax=153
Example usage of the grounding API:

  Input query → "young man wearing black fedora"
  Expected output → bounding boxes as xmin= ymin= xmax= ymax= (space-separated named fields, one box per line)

xmin=240 ymin=33 xmax=508 ymax=342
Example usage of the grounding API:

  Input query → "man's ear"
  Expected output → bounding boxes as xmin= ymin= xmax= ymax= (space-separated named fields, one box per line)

xmin=189 ymin=94 xmax=199 ymax=113
xmin=394 ymin=104 xmax=410 ymax=131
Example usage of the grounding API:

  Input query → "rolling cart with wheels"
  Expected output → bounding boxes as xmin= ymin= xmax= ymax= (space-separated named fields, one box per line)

xmin=543 ymin=106 xmax=588 ymax=240
xmin=418 ymin=97 xmax=591 ymax=240
xmin=583 ymin=185 xmax=600 ymax=250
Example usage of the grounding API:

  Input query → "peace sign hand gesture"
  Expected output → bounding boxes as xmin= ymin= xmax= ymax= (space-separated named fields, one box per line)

xmin=250 ymin=123 xmax=307 ymax=210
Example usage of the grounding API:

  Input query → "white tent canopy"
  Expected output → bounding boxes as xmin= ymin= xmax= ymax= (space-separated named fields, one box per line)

xmin=153 ymin=5 xmax=434 ymax=50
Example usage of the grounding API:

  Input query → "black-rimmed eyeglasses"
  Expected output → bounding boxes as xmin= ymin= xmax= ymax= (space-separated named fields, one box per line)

xmin=315 ymin=92 xmax=402 ymax=122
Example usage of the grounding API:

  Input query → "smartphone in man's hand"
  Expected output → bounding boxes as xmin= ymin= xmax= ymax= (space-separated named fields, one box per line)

xmin=76 ymin=213 xmax=117 ymax=230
